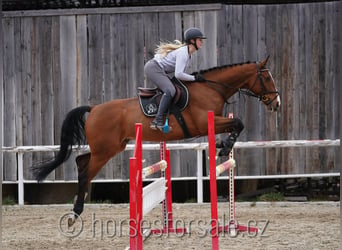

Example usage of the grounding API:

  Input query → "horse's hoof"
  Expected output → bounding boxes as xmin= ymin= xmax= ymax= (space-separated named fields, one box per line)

xmin=68 ymin=216 xmax=75 ymax=227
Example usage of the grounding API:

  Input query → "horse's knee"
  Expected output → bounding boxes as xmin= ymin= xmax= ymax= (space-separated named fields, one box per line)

xmin=233 ymin=118 xmax=244 ymax=133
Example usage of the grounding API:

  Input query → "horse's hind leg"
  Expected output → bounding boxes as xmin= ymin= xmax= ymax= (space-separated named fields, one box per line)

xmin=69 ymin=139 xmax=128 ymax=226
xmin=69 ymin=153 xmax=91 ymax=226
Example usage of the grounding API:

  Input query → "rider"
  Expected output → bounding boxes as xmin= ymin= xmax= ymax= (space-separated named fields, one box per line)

xmin=144 ymin=27 xmax=207 ymax=131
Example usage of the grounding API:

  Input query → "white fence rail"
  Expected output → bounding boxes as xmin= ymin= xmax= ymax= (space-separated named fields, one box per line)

xmin=2 ymin=139 xmax=340 ymax=205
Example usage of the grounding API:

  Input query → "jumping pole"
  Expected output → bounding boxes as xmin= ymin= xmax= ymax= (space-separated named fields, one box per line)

xmin=208 ymin=111 xmax=258 ymax=249
xmin=128 ymin=124 xmax=187 ymax=250
xmin=208 ymin=111 xmax=219 ymax=250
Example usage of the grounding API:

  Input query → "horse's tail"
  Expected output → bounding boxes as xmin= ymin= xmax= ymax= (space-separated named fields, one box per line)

xmin=32 ymin=106 xmax=91 ymax=181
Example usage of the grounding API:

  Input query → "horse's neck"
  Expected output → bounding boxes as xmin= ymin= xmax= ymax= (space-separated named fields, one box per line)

xmin=208 ymin=64 xmax=256 ymax=90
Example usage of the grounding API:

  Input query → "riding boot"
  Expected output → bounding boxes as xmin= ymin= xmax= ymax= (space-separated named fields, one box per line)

xmin=150 ymin=93 xmax=173 ymax=131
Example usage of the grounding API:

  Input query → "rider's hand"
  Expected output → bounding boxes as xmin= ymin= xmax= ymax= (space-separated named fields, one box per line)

xmin=194 ymin=73 xmax=206 ymax=82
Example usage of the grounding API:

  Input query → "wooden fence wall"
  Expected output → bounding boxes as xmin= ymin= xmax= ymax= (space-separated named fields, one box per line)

xmin=2 ymin=2 xmax=339 ymax=181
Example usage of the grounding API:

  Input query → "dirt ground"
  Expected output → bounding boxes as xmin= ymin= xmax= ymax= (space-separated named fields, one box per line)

xmin=2 ymin=202 xmax=340 ymax=250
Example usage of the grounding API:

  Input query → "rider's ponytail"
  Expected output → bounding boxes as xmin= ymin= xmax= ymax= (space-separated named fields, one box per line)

xmin=154 ymin=40 xmax=185 ymax=58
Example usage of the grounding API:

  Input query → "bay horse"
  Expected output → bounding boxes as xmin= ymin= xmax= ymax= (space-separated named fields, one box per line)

xmin=32 ymin=56 xmax=280 ymax=225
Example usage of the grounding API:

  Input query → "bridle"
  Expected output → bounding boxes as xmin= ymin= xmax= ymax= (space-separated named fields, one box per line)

xmin=203 ymin=63 xmax=280 ymax=107
xmin=240 ymin=63 xmax=280 ymax=106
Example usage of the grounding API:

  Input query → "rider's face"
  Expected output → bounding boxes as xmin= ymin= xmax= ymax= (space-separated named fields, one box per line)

xmin=195 ymin=38 xmax=203 ymax=49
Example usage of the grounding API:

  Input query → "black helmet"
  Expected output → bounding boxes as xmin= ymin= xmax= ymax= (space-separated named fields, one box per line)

xmin=184 ymin=27 xmax=206 ymax=44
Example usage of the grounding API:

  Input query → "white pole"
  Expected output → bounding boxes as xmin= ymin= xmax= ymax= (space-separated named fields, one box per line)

xmin=196 ymin=149 xmax=203 ymax=203
xmin=18 ymin=153 xmax=24 ymax=205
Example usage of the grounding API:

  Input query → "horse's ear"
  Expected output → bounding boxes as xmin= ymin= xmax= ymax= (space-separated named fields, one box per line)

xmin=259 ymin=55 xmax=270 ymax=68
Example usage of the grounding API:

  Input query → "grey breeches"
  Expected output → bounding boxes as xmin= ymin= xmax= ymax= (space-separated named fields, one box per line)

xmin=144 ymin=59 xmax=176 ymax=97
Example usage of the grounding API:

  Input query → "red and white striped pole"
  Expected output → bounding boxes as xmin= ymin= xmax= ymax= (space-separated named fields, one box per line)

xmin=227 ymin=112 xmax=236 ymax=233
xmin=208 ymin=111 xmax=219 ymax=250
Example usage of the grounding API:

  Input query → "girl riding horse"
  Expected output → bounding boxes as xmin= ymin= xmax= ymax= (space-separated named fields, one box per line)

xmin=33 ymin=54 xmax=280 ymax=226
xmin=145 ymin=27 xmax=207 ymax=130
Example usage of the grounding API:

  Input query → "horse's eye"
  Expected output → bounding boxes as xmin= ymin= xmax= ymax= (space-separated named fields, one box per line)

xmin=262 ymin=96 xmax=270 ymax=102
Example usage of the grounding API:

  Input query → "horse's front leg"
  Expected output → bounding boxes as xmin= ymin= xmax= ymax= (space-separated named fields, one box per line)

xmin=213 ymin=116 xmax=244 ymax=156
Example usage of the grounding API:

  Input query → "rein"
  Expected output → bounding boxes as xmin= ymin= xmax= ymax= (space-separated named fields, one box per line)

xmin=202 ymin=63 xmax=280 ymax=106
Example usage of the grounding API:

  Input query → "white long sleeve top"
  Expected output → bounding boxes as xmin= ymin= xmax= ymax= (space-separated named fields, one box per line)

xmin=153 ymin=46 xmax=196 ymax=81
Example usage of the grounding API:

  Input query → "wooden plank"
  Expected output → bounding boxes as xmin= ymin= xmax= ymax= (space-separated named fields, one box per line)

xmin=304 ymin=3 xmax=318 ymax=174
xmin=264 ymin=4 xmax=278 ymax=175
xmin=241 ymin=5 xmax=260 ymax=176
xmin=38 ymin=16 xmax=55 ymax=180
xmin=0 ymin=3 xmax=3 ymax=189
xmin=14 ymin=17 xmax=22 ymax=147
xmin=320 ymin=2 xmax=335 ymax=172
xmin=199 ymin=10 xmax=218 ymax=70
xmin=297 ymin=4 xmax=307 ymax=173
xmin=29 ymin=17 xmax=44 ymax=177
xmin=76 ymin=15 xmax=89 ymax=106
xmin=274 ymin=4 xmax=286 ymax=174
xmin=59 ymin=15 xmax=77 ymax=180
xmin=311 ymin=3 xmax=321 ymax=173
xmin=20 ymin=17 xmax=34 ymax=179
xmin=126 ymin=13 xmax=145 ymax=96
xmin=3 ymin=17 xmax=17 ymax=181
xmin=3 ymin=4 xmax=223 ymax=17
xmin=87 ymin=14 xmax=103 ymax=106
xmin=102 ymin=14 xmax=115 ymax=179
xmin=284 ymin=5 xmax=296 ymax=174
xmin=330 ymin=2 xmax=339 ymax=172
xmin=218 ymin=5 xmax=234 ymax=118
xmin=143 ymin=12 xmax=160 ymax=88
xmin=102 ymin=14 xmax=114 ymax=103
xmin=51 ymin=15 xmax=62 ymax=179
xmin=317 ymin=2 xmax=327 ymax=172
xmin=230 ymin=4 xmax=244 ymax=132
xmin=110 ymin=14 xmax=129 ymax=179
xmin=217 ymin=5 xmax=230 ymax=66
xmin=257 ymin=5 xmax=267 ymax=175
xmin=158 ymin=12 xmax=177 ymax=42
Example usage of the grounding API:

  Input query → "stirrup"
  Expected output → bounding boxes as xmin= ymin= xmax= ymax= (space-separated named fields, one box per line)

xmin=150 ymin=119 xmax=163 ymax=130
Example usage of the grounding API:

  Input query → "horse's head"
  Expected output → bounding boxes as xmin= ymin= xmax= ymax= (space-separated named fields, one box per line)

xmin=197 ymin=57 xmax=280 ymax=112
xmin=247 ymin=56 xmax=281 ymax=112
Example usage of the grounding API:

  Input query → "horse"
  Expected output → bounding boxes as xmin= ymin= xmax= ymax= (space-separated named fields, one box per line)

xmin=32 ymin=56 xmax=280 ymax=225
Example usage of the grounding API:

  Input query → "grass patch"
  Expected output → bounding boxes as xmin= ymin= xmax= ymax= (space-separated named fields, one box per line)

xmin=3 ymin=196 xmax=16 ymax=205
xmin=257 ymin=192 xmax=285 ymax=202
xmin=87 ymin=199 xmax=112 ymax=204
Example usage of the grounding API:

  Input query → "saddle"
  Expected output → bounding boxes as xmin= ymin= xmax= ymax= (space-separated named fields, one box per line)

xmin=137 ymin=77 xmax=191 ymax=138
xmin=137 ymin=77 xmax=189 ymax=117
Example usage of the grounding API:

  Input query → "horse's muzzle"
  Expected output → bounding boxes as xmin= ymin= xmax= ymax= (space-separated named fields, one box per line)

xmin=270 ymin=95 xmax=281 ymax=112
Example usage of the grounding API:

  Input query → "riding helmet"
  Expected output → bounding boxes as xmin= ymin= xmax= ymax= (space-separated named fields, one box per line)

xmin=184 ymin=27 xmax=207 ymax=44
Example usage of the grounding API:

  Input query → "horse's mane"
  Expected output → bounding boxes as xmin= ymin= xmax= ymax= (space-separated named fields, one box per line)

xmin=192 ymin=61 xmax=256 ymax=75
